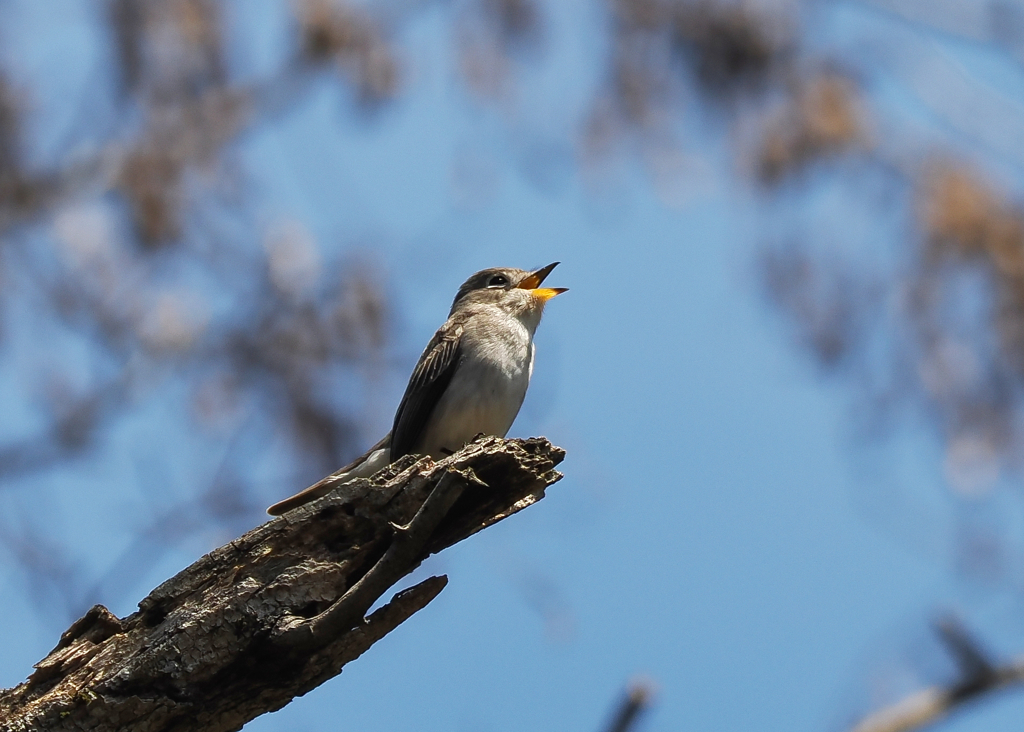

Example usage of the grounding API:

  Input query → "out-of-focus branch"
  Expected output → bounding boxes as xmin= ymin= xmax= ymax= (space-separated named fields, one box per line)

xmin=849 ymin=618 xmax=1024 ymax=732
xmin=601 ymin=679 xmax=656 ymax=732
xmin=0 ymin=436 xmax=564 ymax=731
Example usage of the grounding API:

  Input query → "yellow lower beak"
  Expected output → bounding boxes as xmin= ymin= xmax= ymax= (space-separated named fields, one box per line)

xmin=531 ymin=287 xmax=568 ymax=302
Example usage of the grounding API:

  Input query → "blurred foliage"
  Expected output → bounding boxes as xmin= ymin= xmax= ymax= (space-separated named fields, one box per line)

xmin=0 ymin=0 xmax=402 ymax=618
xmin=576 ymin=2 xmax=1024 ymax=554
xmin=297 ymin=0 xmax=401 ymax=103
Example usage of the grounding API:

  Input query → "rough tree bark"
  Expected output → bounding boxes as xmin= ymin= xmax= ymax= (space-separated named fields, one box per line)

xmin=0 ymin=436 xmax=564 ymax=732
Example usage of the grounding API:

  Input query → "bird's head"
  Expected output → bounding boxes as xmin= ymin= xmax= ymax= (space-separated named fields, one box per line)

xmin=450 ymin=263 xmax=567 ymax=320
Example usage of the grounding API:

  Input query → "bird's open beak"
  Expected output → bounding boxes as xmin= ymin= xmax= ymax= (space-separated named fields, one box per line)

xmin=518 ymin=262 xmax=567 ymax=301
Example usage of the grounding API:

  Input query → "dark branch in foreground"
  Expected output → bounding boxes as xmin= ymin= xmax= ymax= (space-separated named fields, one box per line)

xmin=849 ymin=618 xmax=1024 ymax=732
xmin=0 ymin=436 xmax=564 ymax=732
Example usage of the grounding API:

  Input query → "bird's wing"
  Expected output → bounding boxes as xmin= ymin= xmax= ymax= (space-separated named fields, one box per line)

xmin=266 ymin=319 xmax=464 ymax=516
xmin=390 ymin=319 xmax=464 ymax=460
xmin=266 ymin=432 xmax=391 ymax=515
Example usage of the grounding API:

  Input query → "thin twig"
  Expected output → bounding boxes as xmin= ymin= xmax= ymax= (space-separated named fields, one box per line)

xmin=602 ymin=679 xmax=656 ymax=732
xmin=849 ymin=618 xmax=1024 ymax=732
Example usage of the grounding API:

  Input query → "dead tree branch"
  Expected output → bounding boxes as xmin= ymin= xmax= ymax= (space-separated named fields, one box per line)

xmin=0 ymin=436 xmax=564 ymax=732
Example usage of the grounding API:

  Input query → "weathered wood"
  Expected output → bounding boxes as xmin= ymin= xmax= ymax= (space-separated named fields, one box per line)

xmin=0 ymin=436 xmax=564 ymax=732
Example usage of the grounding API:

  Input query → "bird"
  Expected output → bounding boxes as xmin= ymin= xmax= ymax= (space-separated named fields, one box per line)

xmin=267 ymin=262 xmax=566 ymax=515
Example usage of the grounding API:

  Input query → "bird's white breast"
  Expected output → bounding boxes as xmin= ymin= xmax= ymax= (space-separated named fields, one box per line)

xmin=416 ymin=308 xmax=536 ymax=458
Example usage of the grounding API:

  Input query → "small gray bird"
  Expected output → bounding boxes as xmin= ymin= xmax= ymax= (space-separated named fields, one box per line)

xmin=267 ymin=262 xmax=566 ymax=515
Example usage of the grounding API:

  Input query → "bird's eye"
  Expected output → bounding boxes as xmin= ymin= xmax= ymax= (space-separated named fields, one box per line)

xmin=487 ymin=274 xmax=509 ymax=288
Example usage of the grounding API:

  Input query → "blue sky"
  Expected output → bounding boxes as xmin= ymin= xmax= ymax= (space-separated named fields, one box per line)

xmin=4 ymin=2 xmax=1024 ymax=731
